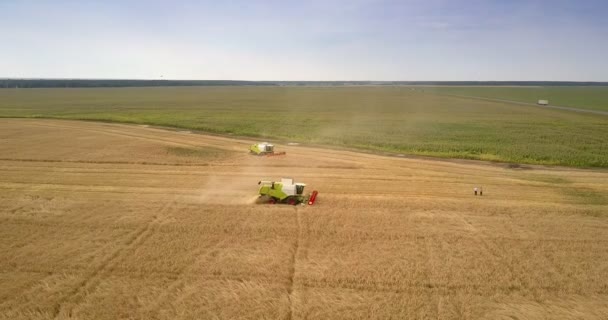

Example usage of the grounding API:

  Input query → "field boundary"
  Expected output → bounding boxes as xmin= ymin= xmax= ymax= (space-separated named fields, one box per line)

xmin=2 ymin=117 xmax=608 ymax=171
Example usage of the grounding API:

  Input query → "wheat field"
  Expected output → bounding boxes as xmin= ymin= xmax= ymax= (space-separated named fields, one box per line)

xmin=1 ymin=119 xmax=607 ymax=319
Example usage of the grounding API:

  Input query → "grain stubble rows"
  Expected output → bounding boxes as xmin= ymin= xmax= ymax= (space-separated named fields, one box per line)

xmin=1 ymin=119 xmax=608 ymax=319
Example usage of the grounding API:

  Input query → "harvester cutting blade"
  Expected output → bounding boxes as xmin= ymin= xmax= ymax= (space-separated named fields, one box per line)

xmin=266 ymin=152 xmax=286 ymax=157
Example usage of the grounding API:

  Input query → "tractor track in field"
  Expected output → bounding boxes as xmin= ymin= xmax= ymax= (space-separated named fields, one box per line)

xmin=294 ymin=278 xmax=592 ymax=295
xmin=286 ymin=206 xmax=302 ymax=320
xmin=51 ymin=198 xmax=178 ymax=319
xmin=139 ymin=212 xmax=266 ymax=317
xmin=141 ymin=239 xmax=230 ymax=316
xmin=24 ymin=121 xmax=240 ymax=152
xmin=0 ymin=157 xmax=212 ymax=167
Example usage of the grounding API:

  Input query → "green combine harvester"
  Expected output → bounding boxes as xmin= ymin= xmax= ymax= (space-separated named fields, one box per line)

xmin=257 ymin=178 xmax=318 ymax=205
xmin=249 ymin=142 xmax=286 ymax=156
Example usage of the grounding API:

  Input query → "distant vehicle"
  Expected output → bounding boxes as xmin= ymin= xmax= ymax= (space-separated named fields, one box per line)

xmin=250 ymin=142 xmax=275 ymax=155
xmin=537 ymin=100 xmax=549 ymax=105
xmin=249 ymin=142 xmax=286 ymax=156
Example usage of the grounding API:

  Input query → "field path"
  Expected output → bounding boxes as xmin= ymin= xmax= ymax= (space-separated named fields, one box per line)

xmin=431 ymin=92 xmax=608 ymax=116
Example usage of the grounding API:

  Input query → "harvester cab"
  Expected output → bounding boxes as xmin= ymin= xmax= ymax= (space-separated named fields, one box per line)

xmin=257 ymin=178 xmax=317 ymax=205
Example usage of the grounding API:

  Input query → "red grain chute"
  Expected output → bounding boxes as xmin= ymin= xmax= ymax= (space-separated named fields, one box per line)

xmin=266 ymin=151 xmax=286 ymax=157
xmin=308 ymin=190 xmax=318 ymax=205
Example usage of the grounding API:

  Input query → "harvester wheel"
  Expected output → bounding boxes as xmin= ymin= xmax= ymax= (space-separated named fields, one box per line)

xmin=268 ymin=198 xmax=276 ymax=204
xmin=287 ymin=197 xmax=297 ymax=206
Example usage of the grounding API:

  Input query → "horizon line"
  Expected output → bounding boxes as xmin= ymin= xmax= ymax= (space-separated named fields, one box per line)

xmin=2 ymin=78 xmax=608 ymax=83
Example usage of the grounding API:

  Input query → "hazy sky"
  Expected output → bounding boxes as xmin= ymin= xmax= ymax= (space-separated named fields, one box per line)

xmin=1 ymin=0 xmax=607 ymax=81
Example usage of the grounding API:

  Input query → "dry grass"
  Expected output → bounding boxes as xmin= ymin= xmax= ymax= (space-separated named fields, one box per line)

xmin=1 ymin=119 xmax=607 ymax=319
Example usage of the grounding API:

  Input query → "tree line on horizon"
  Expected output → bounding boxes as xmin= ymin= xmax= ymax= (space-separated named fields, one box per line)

xmin=1 ymin=79 xmax=607 ymax=88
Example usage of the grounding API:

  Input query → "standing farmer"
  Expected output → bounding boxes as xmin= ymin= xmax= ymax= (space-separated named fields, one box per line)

xmin=474 ymin=187 xmax=478 ymax=196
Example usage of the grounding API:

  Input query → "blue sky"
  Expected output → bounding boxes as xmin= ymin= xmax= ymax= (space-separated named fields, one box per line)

xmin=1 ymin=0 xmax=607 ymax=80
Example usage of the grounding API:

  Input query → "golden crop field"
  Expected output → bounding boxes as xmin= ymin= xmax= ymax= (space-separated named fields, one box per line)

xmin=1 ymin=119 xmax=608 ymax=319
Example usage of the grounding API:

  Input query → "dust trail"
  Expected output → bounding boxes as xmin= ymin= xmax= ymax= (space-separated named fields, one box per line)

xmin=194 ymin=139 xmax=277 ymax=206
xmin=196 ymin=175 xmax=256 ymax=205
xmin=247 ymin=195 xmax=263 ymax=204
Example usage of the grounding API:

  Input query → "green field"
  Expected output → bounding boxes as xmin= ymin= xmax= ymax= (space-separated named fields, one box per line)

xmin=425 ymin=86 xmax=608 ymax=112
xmin=1 ymin=86 xmax=607 ymax=167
